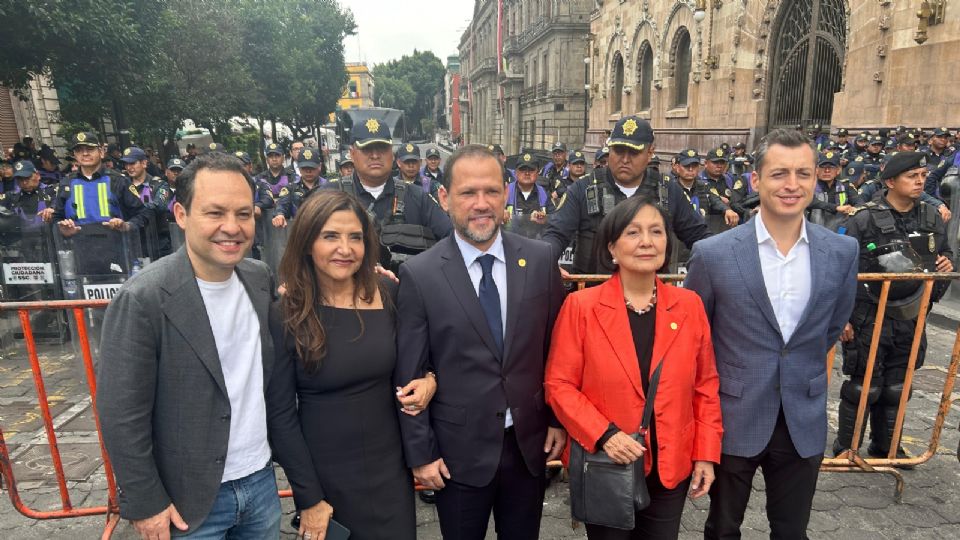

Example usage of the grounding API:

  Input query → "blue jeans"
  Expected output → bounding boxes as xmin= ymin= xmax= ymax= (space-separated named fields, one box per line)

xmin=175 ymin=465 xmax=281 ymax=539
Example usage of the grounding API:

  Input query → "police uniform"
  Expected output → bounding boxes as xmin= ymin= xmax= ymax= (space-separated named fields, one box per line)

xmin=274 ymin=148 xmax=328 ymax=221
xmin=925 ymin=128 xmax=955 ymax=169
xmin=550 ymin=150 xmax=585 ymax=200
xmin=52 ymin=133 xmax=147 ymax=228
xmin=807 ymin=151 xmax=860 ymax=228
xmin=673 ymin=149 xmax=730 ymax=218
xmin=541 ymin=141 xmax=569 ymax=186
xmin=0 ymin=161 xmax=56 ymax=230
xmin=503 ymin=153 xmax=556 ymax=241
xmin=833 ymin=152 xmax=952 ymax=460
xmin=421 ymin=147 xmax=445 ymax=189
xmin=322 ymin=118 xmax=452 ymax=271
xmin=697 ymin=147 xmax=736 ymax=202
xmin=542 ymin=116 xmax=710 ymax=274
xmin=256 ymin=142 xmax=299 ymax=198
xmin=395 ymin=143 xmax=439 ymax=199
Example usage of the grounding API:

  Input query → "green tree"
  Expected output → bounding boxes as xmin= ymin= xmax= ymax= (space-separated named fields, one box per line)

xmin=375 ymin=77 xmax=416 ymax=112
xmin=372 ymin=50 xmax=445 ymax=138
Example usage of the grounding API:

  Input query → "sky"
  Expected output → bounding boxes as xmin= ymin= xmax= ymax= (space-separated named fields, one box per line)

xmin=342 ymin=0 xmax=475 ymax=67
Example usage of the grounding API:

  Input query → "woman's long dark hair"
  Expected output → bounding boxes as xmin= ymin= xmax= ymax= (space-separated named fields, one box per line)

xmin=278 ymin=190 xmax=383 ymax=372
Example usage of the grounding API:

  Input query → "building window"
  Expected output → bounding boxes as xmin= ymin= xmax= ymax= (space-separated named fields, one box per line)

xmin=673 ymin=29 xmax=691 ymax=107
xmin=637 ymin=41 xmax=653 ymax=111
xmin=542 ymin=52 xmax=549 ymax=87
xmin=611 ymin=52 xmax=624 ymax=113
xmin=348 ymin=80 xmax=358 ymax=98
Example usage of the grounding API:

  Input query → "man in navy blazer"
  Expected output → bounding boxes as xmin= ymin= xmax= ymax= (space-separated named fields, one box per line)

xmin=685 ymin=129 xmax=858 ymax=539
xmin=394 ymin=145 xmax=566 ymax=540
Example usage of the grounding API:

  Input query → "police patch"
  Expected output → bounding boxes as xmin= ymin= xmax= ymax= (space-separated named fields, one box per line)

xmin=710 ymin=188 xmax=719 ymax=195
xmin=129 ymin=184 xmax=139 ymax=197
xmin=365 ymin=119 xmax=381 ymax=133
xmin=687 ymin=150 xmax=696 ymax=157
xmin=523 ymin=154 xmax=532 ymax=162
xmin=76 ymin=133 xmax=86 ymax=142
xmin=124 ymin=148 xmax=132 ymax=156
xmin=209 ymin=143 xmax=217 ymax=150
xmin=929 ymin=235 xmax=936 ymax=253
xmin=303 ymin=150 xmax=313 ymax=160
xmin=622 ymin=118 xmax=639 ymax=137
xmin=734 ymin=179 xmax=743 ymax=190
xmin=14 ymin=162 xmax=22 ymax=171
xmin=716 ymin=149 xmax=723 ymax=157
xmin=826 ymin=152 xmax=834 ymax=159
xmin=405 ymin=144 xmax=414 ymax=152
xmin=279 ymin=187 xmax=289 ymax=197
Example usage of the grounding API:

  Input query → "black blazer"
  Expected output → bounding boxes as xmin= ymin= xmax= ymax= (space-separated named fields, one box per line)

xmin=394 ymin=232 xmax=564 ymax=487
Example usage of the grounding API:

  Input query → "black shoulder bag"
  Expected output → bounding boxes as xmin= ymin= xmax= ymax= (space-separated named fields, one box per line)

xmin=569 ymin=361 xmax=663 ymax=530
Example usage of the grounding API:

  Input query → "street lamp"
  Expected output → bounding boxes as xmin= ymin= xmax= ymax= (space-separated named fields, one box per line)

xmin=693 ymin=0 xmax=707 ymax=23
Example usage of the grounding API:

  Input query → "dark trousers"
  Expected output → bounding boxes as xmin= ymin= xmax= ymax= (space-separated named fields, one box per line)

xmin=584 ymin=461 xmax=691 ymax=540
xmin=435 ymin=427 xmax=546 ymax=540
xmin=704 ymin=409 xmax=822 ymax=540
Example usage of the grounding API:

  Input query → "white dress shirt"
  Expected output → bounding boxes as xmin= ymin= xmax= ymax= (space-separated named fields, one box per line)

xmin=755 ymin=211 xmax=812 ymax=344
xmin=453 ymin=230 xmax=512 ymax=428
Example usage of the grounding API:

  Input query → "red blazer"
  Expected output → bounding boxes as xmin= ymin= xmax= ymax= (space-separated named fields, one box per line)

xmin=545 ymin=274 xmax=723 ymax=489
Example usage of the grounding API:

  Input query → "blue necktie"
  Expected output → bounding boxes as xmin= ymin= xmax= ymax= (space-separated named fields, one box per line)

xmin=477 ymin=254 xmax=503 ymax=356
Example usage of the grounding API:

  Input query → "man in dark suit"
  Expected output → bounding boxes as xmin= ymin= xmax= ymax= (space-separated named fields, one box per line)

xmin=684 ymin=129 xmax=859 ymax=539
xmin=394 ymin=145 xmax=566 ymax=539
xmin=97 ymin=153 xmax=324 ymax=539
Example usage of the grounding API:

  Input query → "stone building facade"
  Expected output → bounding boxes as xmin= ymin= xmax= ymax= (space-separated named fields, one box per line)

xmin=1 ymin=75 xmax=65 ymax=155
xmin=587 ymin=0 xmax=960 ymax=158
xmin=459 ymin=0 xmax=593 ymax=154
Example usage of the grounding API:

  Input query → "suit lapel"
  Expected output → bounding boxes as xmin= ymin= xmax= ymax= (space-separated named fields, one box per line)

xmin=440 ymin=236 xmax=503 ymax=360
xmin=235 ymin=261 xmax=274 ymax=384
xmin=734 ymin=221 xmax=784 ymax=341
xmin=502 ymin=233 xmax=526 ymax=366
xmin=160 ymin=249 xmax=228 ymax=397
xmin=595 ymin=275 xmax=644 ymax=398
xmin=650 ymin=282 xmax=686 ymax=378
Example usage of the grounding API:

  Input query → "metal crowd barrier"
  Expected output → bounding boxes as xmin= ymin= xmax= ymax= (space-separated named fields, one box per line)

xmin=0 ymin=273 xmax=956 ymax=536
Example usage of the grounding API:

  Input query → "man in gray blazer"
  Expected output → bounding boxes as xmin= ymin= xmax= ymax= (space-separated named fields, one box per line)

xmin=97 ymin=153 xmax=324 ymax=539
xmin=685 ymin=129 xmax=858 ymax=539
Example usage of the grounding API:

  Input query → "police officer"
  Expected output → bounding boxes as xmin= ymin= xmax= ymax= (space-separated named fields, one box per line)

xmin=833 ymin=152 xmax=953 ymax=461
xmin=395 ymin=143 xmax=438 ymax=198
xmin=809 ymin=123 xmax=830 ymax=152
xmin=121 ymin=147 xmax=165 ymax=205
xmin=272 ymin=147 xmax=327 ymax=227
xmin=925 ymin=127 xmax=954 ymax=169
xmin=807 ymin=150 xmax=860 ymax=228
xmin=673 ymin=149 xmax=739 ymax=228
xmin=336 ymin=153 xmax=355 ymax=179
xmin=698 ymin=147 xmax=736 ymax=205
xmin=323 ymin=119 xmax=452 ymax=270
xmin=0 ymin=160 xmax=17 ymax=194
xmin=504 ymin=152 xmax=555 ymax=240
xmin=106 ymin=143 xmax=124 ymax=171
xmin=256 ymin=142 xmax=298 ymax=199
xmin=548 ymin=150 xmax=585 ymax=202
xmin=49 ymin=132 xmax=147 ymax=234
xmin=543 ymin=115 xmax=709 ymax=274
xmin=489 ymin=144 xmax=515 ymax=184
xmin=0 ymin=161 xmax=56 ymax=228
xmin=289 ymin=140 xmax=305 ymax=177
xmin=37 ymin=148 xmax=64 ymax=185
xmin=896 ymin=134 xmax=918 ymax=153
xmin=594 ymin=146 xmax=609 ymax=171
xmin=728 ymin=142 xmax=754 ymax=177
xmin=183 ymin=143 xmax=198 ymax=164
xmin=861 ymin=153 xmax=952 ymax=222
xmin=834 ymin=128 xmax=854 ymax=156
xmin=422 ymin=147 xmax=445 ymax=187
xmin=542 ymin=141 xmax=569 ymax=184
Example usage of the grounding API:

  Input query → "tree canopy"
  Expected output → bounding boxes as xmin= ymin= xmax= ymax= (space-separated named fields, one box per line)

xmin=372 ymin=50 xmax=445 ymax=138
xmin=0 ymin=0 xmax=355 ymax=149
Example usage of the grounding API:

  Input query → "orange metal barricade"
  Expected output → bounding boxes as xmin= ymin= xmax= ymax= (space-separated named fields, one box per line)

xmin=1 ymin=272 xmax=957 ymax=536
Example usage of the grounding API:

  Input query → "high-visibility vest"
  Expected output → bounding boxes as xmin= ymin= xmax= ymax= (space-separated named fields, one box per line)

xmin=65 ymin=176 xmax=121 ymax=224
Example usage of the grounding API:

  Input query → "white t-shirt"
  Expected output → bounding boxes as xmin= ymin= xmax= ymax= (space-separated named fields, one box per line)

xmin=615 ymin=183 xmax=639 ymax=197
xmin=362 ymin=182 xmax=386 ymax=200
xmin=196 ymin=272 xmax=271 ymax=483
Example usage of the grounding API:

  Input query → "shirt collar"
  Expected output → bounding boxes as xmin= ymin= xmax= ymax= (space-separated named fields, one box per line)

xmin=755 ymin=210 xmax=809 ymax=246
xmin=454 ymin=228 xmax=506 ymax=267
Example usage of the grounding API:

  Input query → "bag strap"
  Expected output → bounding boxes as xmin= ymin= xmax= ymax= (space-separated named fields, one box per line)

xmin=639 ymin=362 xmax=663 ymax=437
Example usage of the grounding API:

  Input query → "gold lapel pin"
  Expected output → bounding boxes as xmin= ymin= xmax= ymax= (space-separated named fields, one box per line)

xmin=518 ymin=258 xmax=527 ymax=267
xmin=670 ymin=322 xmax=678 ymax=330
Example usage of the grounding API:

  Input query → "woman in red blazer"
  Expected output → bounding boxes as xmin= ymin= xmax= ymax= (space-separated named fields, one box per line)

xmin=545 ymin=197 xmax=723 ymax=540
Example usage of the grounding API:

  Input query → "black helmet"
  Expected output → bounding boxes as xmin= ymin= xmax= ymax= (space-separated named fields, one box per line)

xmin=863 ymin=240 xmax=925 ymax=320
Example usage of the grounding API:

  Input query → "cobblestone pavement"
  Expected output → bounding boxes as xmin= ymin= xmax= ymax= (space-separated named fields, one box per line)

xmin=1 ymin=306 xmax=960 ymax=539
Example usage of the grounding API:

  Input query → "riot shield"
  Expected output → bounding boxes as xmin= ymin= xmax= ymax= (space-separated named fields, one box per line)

xmin=0 ymin=222 xmax=67 ymax=349
xmin=52 ymin=224 xmax=148 ymax=365
xmin=941 ymin=170 xmax=960 ymax=302
xmin=261 ymin=223 xmax=291 ymax=276
xmin=504 ymin=213 xmax=547 ymax=241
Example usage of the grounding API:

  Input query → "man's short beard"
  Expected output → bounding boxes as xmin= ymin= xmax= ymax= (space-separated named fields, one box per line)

xmin=456 ymin=221 xmax=499 ymax=245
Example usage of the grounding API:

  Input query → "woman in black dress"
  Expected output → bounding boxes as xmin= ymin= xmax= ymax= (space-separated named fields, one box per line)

xmin=273 ymin=190 xmax=436 ymax=540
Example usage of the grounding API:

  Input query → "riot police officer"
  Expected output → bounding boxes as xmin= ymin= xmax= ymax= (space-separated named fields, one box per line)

xmin=0 ymin=161 xmax=56 ymax=228
xmin=834 ymin=128 xmax=854 ymax=157
xmin=543 ymin=115 xmax=709 ymax=274
xmin=698 ymin=147 xmax=736 ymax=205
xmin=121 ymin=147 xmax=165 ymax=205
xmin=37 ymin=148 xmax=64 ymax=185
xmin=395 ymin=143 xmax=438 ymax=198
xmin=861 ymin=153 xmax=951 ymax=222
xmin=272 ymin=147 xmax=327 ymax=227
xmin=49 ymin=132 xmax=147 ymax=233
xmin=323 ymin=119 xmax=452 ymax=271
xmin=0 ymin=160 xmax=15 ymax=194
xmin=549 ymin=150 xmax=585 ymax=202
xmin=673 ymin=149 xmax=738 ymax=229
xmin=541 ymin=141 xmax=569 ymax=185
xmin=807 ymin=151 xmax=860 ymax=228
xmin=504 ymin=153 xmax=555 ymax=240
xmin=925 ymin=127 xmax=954 ymax=169
xmin=422 ymin=147 xmax=445 ymax=187
xmin=833 ymin=152 xmax=953 ymax=461
xmin=593 ymin=146 xmax=609 ymax=171
xmin=336 ymin=153 xmax=355 ymax=179
xmin=489 ymin=144 xmax=515 ymax=184
xmin=256 ymin=142 xmax=298 ymax=199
